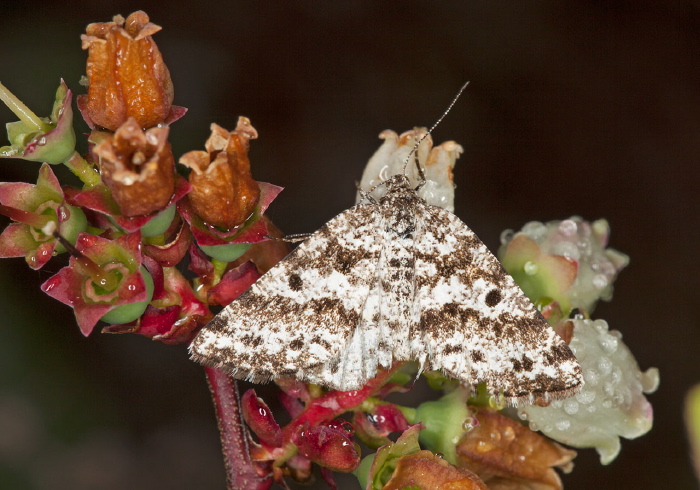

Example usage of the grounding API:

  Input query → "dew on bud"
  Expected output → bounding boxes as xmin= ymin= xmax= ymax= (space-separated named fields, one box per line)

xmin=558 ymin=219 xmax=578 ymax=236
xmin=461 ymin=415 xmax=477 ymax=432
xmin=523 ymin=260 xmax=538 ymax=275
xmin=563 ymin=399 xmax=579 ymax=415
xmin=552 ymin=240 xmax=580 ymax=260
xmin=502 ymin=425 xmax=516 ymax=442
xmin=500 ymin=229 xmax=515 ymax=245
xmin=522 ymin=220 xmax=547 ymax=239
xmin=592 ymin=273 xmax=609 ymax=289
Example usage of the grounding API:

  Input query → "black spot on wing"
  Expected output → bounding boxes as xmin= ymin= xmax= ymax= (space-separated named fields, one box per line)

xmin=485 ymin=289 xmax=502 ymax=307
xmin=288 ymin=273 xmax=303 ymax=291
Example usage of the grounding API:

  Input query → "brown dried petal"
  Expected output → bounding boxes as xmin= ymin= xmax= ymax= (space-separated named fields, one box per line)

xmin=94 ymin=118 xmax=175 ymax=217
xmin=456 ymin=408 xmax=576 ymax=490
xmin=180 ymin=118 xmax=261 ymax=230
xmin=383 ymin=451 xmax=488 ymax=490
xmin=81 ymin=10 xmax=174 ymax=130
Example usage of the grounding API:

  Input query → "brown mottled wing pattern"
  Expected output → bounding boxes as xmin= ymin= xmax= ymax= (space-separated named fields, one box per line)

xmin=411 ymin=201 xmax=582 ymax=404
xmin=189 ymin=203 xmax=384 ymax=387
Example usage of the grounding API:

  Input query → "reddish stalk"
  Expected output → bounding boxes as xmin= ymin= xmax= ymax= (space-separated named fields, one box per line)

xmin=0 ymin=204 xmax=52 ymax=229
xmin=205 ymin=367 xmax=272 ymax=490
xmin=52 ymin=231 xmax=120 ymax=291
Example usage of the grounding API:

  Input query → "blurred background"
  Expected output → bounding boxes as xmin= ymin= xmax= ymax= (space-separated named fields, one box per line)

xmin=0 ymin=1 xmax=697 ymax=488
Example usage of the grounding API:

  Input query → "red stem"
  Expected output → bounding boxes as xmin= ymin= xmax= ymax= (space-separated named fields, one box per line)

xmin=0 ymin=203 xmax=51 ymax=229
xmin=204 ymin=367 xmax=272 ymax=490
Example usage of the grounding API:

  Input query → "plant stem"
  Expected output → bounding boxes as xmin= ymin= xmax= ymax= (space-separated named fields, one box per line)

xmin=64 ymin=152 xmax=101 ymax=187
xmin=0 ymin=204 xmax=52 ymax=229
xmin=0 ymin=81 xmax=52 ymax=132
xmin=204 ymin=367 xmax=272 ymax=490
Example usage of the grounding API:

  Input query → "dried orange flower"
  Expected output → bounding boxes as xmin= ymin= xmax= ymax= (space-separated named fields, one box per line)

xmin=93 ymin=117 xmax=175 ymax=217
xmin=81 ymin=11 xmax=174 ymax=131
xmin=383 ymin=451 xmax=488 ymax=490
xmin=179 ymin=117 xmax=261 ymax=230
xmin=456 ymin=408 xmax=576 ymax=490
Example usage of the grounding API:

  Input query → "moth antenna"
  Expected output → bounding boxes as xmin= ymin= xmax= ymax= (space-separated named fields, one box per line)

xmin=402 ymin=81 xmax=470 ymax=179
xmin=356 ymin=181 xmax=378 ymax=204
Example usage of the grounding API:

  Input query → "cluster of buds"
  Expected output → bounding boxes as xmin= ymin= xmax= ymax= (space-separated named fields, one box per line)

xmin=0 ymin=11 xmax=281 ymax=341
xmin=0 ymin=10 xmax=657 ymax=490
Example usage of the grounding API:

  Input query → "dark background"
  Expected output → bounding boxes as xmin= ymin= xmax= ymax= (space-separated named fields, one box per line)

xmin=0 ymin=1 xmax=697 ymax=488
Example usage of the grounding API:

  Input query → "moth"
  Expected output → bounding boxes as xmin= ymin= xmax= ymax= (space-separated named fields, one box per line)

xmin=190 ymin=87 xmax=582 ymax=405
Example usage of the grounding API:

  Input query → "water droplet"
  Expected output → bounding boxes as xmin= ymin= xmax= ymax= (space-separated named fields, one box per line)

xmin=500 ymin=229 xmax=515 ymax=245
xmin=518 ymin=410 xmax=529 ymax=421
xmin=502 ymin=426 xmax=515 ymax=442
xmin=435 ymin=452 xmax=444 ymax=459
xmin=575 ymin=390 xmax=595 ymax=404
xmin=462 ymin=417 xmax=476 ymax=432
xmin=37 ymin=137 xmax=47 ymax=146
xmin=555 ymin=419 xmax=571 ymax=431
xmin=523 ymin=261 xmax=538 ymax=275
xmin=563 ymin=399 xmax=579 ymax=415
xmin=258 ymin=407 xmax=267 ymax=417
xmin=558 ymin=219 xmax=578 ymax=237
xmin=585 ymin=369 xmax=600 ymax=386
xmin=599 ymin=336 xmax=618 ymax=354
xmin=522 ymin=221 xmax=546 ymax=239
xmin=598 ymin=357 xmax=613 ymax=375
xmin=592 ymin=273 xmax=608 ymax=289
xmin=552 ymin=241 xmax=580 ymax=260
xmin=603 ymin=382 xmax=615 ymax=396
xmin=528 ymin=421 xmax=539 ymax=431
xmin=476 ymin=440 xmax=493 ymax=453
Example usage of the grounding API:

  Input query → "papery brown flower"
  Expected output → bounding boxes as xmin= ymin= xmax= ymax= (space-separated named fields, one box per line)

xmin=456 ymin=408 xmax=576 ymax=490
xmin=94 ymin=117 xmax=175 ymax=217
xmin=81 ymin=11 xmax=174 ymax=130
xmin=180 ymin=117 xmax=261 ymax=229
xmin=382 ymin=451 xmax=488 ymax=490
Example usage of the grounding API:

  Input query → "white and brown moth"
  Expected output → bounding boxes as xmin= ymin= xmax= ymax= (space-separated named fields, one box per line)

xmin=190 ymin=88 xmax=582 ymax=405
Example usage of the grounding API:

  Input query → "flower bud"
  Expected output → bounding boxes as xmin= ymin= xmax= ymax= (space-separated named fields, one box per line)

xmin=457 ymin=408 xmax=576 ymax=490
xmin=356 ymin=128 xmax=463 ymax=212
xmin=180 ymin=118 xmax=261 ymax=230
xmin=80 ymin=11 xmax=174 ymax=130
xmin=0 ymin=80 xmax=76 ymax=165
xmin=241 ymin=389 xmax=283 ymax=447
xmin=293 ymin=423 xmax=361 ymax=473
xmin=499 ymin=217 xmax=629 ymax=316
xmin=0 ymin=163 xmax=86 ymax=269
xmin=40 ymin=232 xmax=151 ymax=336
xmin=93 ymin=117 xmax=175 ymax=217
xmin=384 ymin=451 xmax=487 ymax=490
xmin=518 ymin=318 xmax=659 ymax=465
